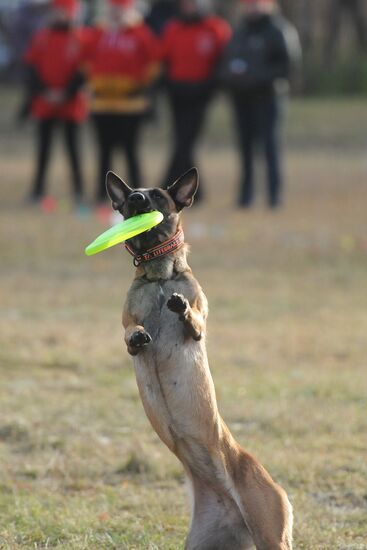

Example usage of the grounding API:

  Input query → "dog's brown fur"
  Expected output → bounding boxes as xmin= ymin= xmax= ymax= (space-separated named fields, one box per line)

xmin=107 ymin=168 xmax=293 ymax=550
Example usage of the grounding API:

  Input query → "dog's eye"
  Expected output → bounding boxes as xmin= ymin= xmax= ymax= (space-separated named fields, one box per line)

xmin=151 ymin=190 xmax=163 ymax=200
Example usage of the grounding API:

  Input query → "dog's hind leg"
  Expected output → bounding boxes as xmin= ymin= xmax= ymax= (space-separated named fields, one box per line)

xmin=225 ymin=449 xmax=293 ymax=550
xmin=185 ymin=479 xmax=254 ymax=550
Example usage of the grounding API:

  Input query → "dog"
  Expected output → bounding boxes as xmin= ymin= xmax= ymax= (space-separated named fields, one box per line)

xmin=106 ymin=168 xmax=293 ymax=550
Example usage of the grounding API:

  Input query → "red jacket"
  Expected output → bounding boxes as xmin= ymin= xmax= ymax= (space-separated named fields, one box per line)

xmin=25 ymin=26 xmax=88 ymax=121
xmin=162 ymin=16 xmax=232 ymax=83
xmin=86 ymin=24 xmax=161 ymax=114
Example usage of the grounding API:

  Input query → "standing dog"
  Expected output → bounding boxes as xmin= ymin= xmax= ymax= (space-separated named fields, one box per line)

xmin=106 ymin=168 xmax=293 ymax=550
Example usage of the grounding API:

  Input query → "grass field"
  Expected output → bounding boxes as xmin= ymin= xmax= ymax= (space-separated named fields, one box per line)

xmin=0 ymin=93 xmax=367 ymax=549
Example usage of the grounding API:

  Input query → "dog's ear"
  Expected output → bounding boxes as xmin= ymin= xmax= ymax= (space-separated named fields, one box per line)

xmin=106 ymin=171 xmax=132 ymax=211
xmin=167 ymin=168 xmax=199 ymax=211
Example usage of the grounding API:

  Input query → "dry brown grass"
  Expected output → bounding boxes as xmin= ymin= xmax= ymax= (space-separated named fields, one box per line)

xmin=0 ymin=92 xmax=366 ymax=549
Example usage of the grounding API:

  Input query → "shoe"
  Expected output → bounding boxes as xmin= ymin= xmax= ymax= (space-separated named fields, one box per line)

xmin=268 ymin=200 xmax=282 ymax=210
xmin=73 ymin=193 xmax=86 ymax=206
xmin=24 ymin=193 xmax=42 ymax=206
xmin=237 ymin=200 xmax=253 ymax=209
xmin=40 ymin=196 xmax=57 ymax=214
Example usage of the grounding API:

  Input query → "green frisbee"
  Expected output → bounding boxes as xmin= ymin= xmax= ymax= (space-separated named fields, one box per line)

xmin=85 ymin=211 xmax=164 ymax=256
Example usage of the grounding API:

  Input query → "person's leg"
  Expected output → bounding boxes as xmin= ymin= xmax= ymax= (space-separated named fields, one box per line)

xmin=121 ymin=114 xmax=143 ymax=188
xmin=263 ymin=94 xmax=283 ymax=208
xmin=92 ymin=114 xmax=114 ymax=203
xmin=30 ymin=118 xmax=55 ymax=200
xmin=164 ymin=94 xmax=190 ymax=186
xmin=183 ymin=96 xmax=210 ymax=203
xmin=164 ymin=93 xmax=210 ymax=188
xmin=182 ymin=96 xmax=209 ymax=168
xmin=63 ymin=120 xmax=84 ymax=202
xmin=232 ymin=98 xmax=255 ymax=207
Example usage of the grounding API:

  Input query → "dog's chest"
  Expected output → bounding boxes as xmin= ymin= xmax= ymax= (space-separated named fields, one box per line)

xmin=129 ymin=279 xmax=191 ymax=347
xmin=128 ymin=279 xmax=215 ymax=449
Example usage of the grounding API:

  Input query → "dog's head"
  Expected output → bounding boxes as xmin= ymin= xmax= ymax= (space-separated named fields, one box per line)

xmin=106 ymin=168 xmax=199 ymax=251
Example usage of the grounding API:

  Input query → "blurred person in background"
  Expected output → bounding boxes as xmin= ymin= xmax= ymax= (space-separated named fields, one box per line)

xmin=145 ymin=0 xmax=177 ymax=36
xmin=144 ymin=1 xmax=177 ymax=125
xmin=7 ymin=0 xmax=49 ymax=82
xmin=22 ymin=0 xmax=87 ymax=205
xmin=86 ymin=0 xmax=161 ymax=204
xmin=219 ymin=0 xmax=301 ymax=209
xmin=161 ymin=0 xmax=231 ymax=201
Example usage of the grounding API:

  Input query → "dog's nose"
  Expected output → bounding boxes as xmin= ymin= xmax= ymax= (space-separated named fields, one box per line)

xmin=128 ymin=192 xmax=148 ymax=206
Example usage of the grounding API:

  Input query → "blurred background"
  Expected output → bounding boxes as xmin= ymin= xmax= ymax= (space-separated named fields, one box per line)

xmin=2 ymin=0 xmax=367 ymax=93
xmin=0 ymin=1 xmax=366 ymax=549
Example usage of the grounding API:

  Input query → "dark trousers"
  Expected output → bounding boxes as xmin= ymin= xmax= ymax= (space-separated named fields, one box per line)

xmin=93 ymin=113 xmax=143 ymax=202
xmin=164 ymin=90 xmax=211 ymax=201
xmin=31 ymin=118 xmax=84 ymax=200
xmin=232 ymin=93 xmax=284 ymax=208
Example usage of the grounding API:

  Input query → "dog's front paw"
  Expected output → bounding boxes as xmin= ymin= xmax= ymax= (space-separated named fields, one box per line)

xmin=167 ymin=293 xmax=189 ymax=317
xmin=128 ymin=330 xmax=152 ymax=356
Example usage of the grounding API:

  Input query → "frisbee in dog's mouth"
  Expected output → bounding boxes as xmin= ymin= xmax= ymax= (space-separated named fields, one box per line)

xmin=85 ymin=211 xmax=164 ymax=256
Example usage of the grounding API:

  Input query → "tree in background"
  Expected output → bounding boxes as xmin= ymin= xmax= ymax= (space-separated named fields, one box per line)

xmin=325 ymin=0 xmax=367 ymax=58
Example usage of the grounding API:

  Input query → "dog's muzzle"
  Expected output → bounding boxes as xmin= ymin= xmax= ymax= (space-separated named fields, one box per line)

xmin=127 ymin=192 xmax=151 ymax=214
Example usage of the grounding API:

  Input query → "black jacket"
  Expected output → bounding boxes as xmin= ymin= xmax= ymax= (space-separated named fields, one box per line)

xmin=219 ymin=13 xmax=301 ymax=96
xmin=145 ymin=0 xmax=177 ymax=36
